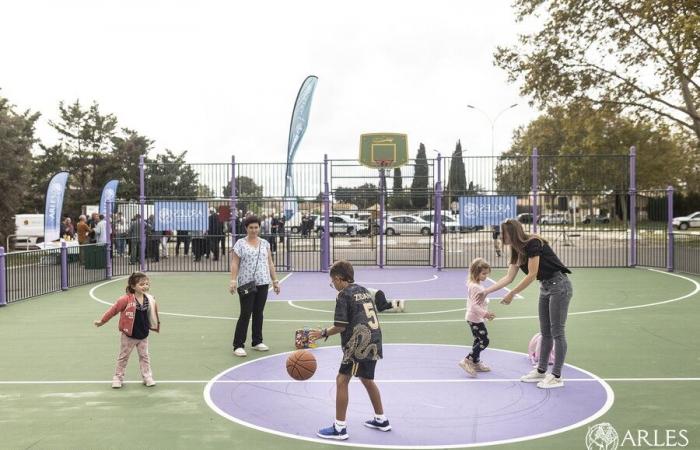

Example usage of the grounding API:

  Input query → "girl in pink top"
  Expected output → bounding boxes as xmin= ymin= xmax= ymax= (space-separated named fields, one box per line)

xmin=458 ymin=258 xmax=496 ymax=377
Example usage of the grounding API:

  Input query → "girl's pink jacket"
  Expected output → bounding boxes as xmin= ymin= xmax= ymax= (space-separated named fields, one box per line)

xmin=100 ymin=293 xmax=161 ymax=336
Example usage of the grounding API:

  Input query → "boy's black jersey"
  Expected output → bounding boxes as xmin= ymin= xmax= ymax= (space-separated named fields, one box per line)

xmin=333 ymin=283 xmax=383 ymax=363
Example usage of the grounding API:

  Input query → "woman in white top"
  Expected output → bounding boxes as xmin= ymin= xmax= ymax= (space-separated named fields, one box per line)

xmin=229 ymin=215 xmax=281 ymax=357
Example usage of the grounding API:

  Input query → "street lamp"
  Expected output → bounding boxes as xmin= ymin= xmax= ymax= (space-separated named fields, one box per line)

xmin=467 ymin=103 xmax=518 ymax=190
xmin=466 ymin=103 xmax=518 ymax=159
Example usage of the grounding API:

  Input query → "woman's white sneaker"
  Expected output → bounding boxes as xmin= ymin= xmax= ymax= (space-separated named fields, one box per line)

xmin=537 ymin=373 xmax=564 ymax=389
xmin=520 ymin=369 xmax=547 ymax=383
xmin=252 ymin=343 xmax=269 ymax=351
xmin=234 ymin=348 xmax=247 ymax=357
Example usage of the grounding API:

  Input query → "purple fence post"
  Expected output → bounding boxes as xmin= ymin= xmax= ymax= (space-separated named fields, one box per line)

xmin=105 ymin=202 xmax=113 ymax=279
xmin=629 ymin=146 xmax=637 ymax=267
xmin=379 ymin=169 xmax=386 ymax=269
xmin=230 ymin=155 xmax=237 ymax=256
xmin=285 ymin=155 xmax=293 ymax=271
xmin=532 ymin=148 xmax=539 ymax=233
xmin=435 ymin=153 xmax=443 ymax=271
xmin=667 ymin=185 xmax=674 ymax=272
xmin=139 ymin=156 xmax=147 ymax=271
xmin=0 ymin=247 xmax=7 ymax=306
xmin=60 ymin=242 xmax=68 ymax=290
xmin=322 ymin=154 xmax=330 ymax=272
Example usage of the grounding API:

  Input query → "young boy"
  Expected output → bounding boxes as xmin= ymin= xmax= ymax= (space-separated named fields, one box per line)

xmin=309 ymin=260 xmax=391 ymax=440
xmin=368 ymin=288 xmax=405 ymax=313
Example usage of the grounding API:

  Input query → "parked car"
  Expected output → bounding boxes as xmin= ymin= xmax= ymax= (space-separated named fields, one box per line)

xmin=315 ymin=214 xmax=367 ymax=236
xmin=413 ymin=212 xmax=455 ymax=233
xmin=582 ymin=214 xmax=610 ymax=224
xmin=384 ymin=215 xmax=434 ymax=236
xmin=538 ymin=213 xmax=570 ymax=225
xmin=287 ymin=213 xmax=319 ymax=234
xmin=516 ymin=213 xmax=534 ymax=224
xmin=672 ymin=211 xmax=700 ymax=230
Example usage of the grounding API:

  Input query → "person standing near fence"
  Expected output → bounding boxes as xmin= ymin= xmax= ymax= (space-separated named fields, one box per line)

xmin=479 ymin=219 xmax=572 ymax=389
xmin=229 ymin=215 xmax=281 ymax=357
xmin=128 ymin=214 xmax=141 ymax=265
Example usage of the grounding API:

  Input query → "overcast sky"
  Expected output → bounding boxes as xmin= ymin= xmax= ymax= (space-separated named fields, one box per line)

xmin=1 ymin=0 xmax=542 ymax=164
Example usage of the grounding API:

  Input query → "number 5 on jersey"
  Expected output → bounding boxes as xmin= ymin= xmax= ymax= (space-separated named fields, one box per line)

xmin=363 ymin=302 xmax=379 ymax=329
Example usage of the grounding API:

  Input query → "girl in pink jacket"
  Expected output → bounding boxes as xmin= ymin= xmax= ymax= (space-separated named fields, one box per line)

xmin=458 ymin=258 xmax=496 ymax=377
xmin=94 ymin=272 xmax=160 ymax=388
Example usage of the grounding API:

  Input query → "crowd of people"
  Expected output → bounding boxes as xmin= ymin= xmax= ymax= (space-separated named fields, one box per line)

xmin=58 ymin=208 xmax=292 ymax=265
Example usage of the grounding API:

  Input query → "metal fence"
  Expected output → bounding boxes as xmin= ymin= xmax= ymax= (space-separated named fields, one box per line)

xmin=673 ymin=232 xmax=700 ymax=275
xmin=5 ymin=147 xmax=697 ymax=307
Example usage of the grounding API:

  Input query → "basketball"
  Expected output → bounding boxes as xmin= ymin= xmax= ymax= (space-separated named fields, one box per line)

xmin=286 ymin=349 xmax=317 ymax=380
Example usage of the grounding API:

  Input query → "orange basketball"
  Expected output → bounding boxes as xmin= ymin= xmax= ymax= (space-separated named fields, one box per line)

xmin=286 ymin=349 xmax=317 ymax=381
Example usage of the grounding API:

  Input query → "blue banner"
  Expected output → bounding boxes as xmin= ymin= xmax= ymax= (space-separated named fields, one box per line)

xmin=99 ymin=180 xmax=119 ymax=216
xmin=44 ymin=172 xmax=69 ymax=242
xmin=285 ymin=75 xmax=318 ymax=219
xmin=458 ymin=196 xmax=517 ymax=227
xmin=154 ymin=201 xmax=208 ymax=231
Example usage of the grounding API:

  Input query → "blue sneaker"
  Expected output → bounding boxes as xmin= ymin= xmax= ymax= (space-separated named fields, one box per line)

xmin=317 ymin=424 xmax=349 ymax=440
xmin=364 ymin=418 xmax=392 ymax=431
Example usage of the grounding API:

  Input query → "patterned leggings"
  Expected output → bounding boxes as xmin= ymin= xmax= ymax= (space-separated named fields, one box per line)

xmin=466 ymin=321 xmax=490 ymax=363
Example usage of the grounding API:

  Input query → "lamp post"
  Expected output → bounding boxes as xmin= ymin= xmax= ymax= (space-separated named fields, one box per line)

xmin=467 ymin=103 xmax=518 ymax=191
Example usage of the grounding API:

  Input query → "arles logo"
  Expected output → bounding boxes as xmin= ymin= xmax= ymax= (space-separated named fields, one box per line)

xmin=586 ymin=423 xmax=619 ymax=450
xmin=585 ymin=423 xmax=689 ymax=449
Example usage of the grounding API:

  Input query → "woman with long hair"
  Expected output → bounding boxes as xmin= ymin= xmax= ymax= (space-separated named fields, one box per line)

xmin=480 ymin=218 xmax=572 ymax=389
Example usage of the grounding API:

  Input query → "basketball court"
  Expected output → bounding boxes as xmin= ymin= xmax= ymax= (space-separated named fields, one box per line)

xmin=1 ymin=267 xmax=698 ymax=449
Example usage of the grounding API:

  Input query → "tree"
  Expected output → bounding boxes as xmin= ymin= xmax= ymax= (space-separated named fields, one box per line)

xmin=146 ymin=150 xmax=200 ymax=199
xmin=334 ymin=183 xmax=379 ymax=210
xmin=109 ymin=129 xmax=153 ymax=201
xmin=0 ymin=96 xmax=39 ymax=247
xmin=389 ymin=167 xmax=411 ymax=209
xmin=445 ymin=140 xmax=467 ymax=203
xmin=49 ymin=100 xmax=118 ymax=212
xmin=494 ymin=0 xmax=700 ymax=146
xmin=497 ymin=103 xmax=690 ymax=219
xmin=498 ymin=103 xmax=689 ymax=193
xmin=410 ymin=143 xmax=430 ymax=208
xmin=223 ymin=176 xmax=264 ymax=213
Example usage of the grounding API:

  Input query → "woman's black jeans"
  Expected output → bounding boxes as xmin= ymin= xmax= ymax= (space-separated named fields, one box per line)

xmin=233 ymin=284 xmax=269 ymax=349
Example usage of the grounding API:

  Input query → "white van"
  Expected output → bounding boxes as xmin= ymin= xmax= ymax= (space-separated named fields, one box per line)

xmin=13 ymin=214 xmax=44 ymax=250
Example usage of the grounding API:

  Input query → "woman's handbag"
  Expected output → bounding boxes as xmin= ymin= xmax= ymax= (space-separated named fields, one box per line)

xmin=237 ymin=241 xmax=262 ymax=297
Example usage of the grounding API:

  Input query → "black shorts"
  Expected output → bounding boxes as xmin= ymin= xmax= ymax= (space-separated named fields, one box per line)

xmin=339 ymin=360 xmax=377 ymax=379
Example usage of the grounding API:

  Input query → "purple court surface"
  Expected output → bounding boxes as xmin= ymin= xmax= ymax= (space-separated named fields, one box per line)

xmin=274 ymin=268 xmax=515 ymax=302
xmin=204 ymin=344 xmax=613 ymax=448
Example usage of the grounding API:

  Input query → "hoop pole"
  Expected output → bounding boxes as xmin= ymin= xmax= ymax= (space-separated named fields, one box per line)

xmin=629 ymin=146 xmax=637 ymax=267
xmin=379 ymin=168 xmax=385 ymax=268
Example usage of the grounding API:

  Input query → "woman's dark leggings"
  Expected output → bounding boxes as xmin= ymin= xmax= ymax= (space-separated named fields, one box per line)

xmin=233 ymin=284 xmax=269 ymax=349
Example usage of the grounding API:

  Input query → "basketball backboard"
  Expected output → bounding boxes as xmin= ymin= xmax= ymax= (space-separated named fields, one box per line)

xmin=359 ymin=133 xmax=409 ymax=169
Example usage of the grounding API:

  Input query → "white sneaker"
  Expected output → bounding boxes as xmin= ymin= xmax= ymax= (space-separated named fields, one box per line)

xmin=537 ymin=373 xmax=564 ymax=389
xmin=234 ymin=347 xmax=247 ymax=357
xmin=520 ymin=368 xmax=547 ymax=383
xmin=252 ymin=343 xmax=269 ymax=351
xmin=458 ymin=358 xmax=477 ymax=377
xmin=397 ymin=299 xmax=406 ymax=312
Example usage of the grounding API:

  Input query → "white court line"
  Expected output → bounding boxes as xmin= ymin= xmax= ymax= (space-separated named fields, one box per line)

xmin=353 ymin=275 xmax=438 ymax=284
xmin=89 ymin=268 xmax=700 ymax=323
xmin=2 ymin=377 xmax=698 ymax=385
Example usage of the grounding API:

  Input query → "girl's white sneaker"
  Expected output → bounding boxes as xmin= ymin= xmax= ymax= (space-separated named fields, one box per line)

xmin=537 ymin=373 xmax=564 ymax=389
xmin=234 ymin=348 xmax=247 ymax=357
xmin=520 ymin=368 xmax=547 ymax=383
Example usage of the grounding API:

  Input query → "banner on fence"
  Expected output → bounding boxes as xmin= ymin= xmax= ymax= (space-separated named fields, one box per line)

xmin=154 ymin=201 xmax=208 ymax=231
xmin=458 ymin=196 xmax=517 ymax=227
xmin=99 ymin=180 xmax=119 ymax=216
xmin=44 ymin=171 xmax=69 ymax=242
